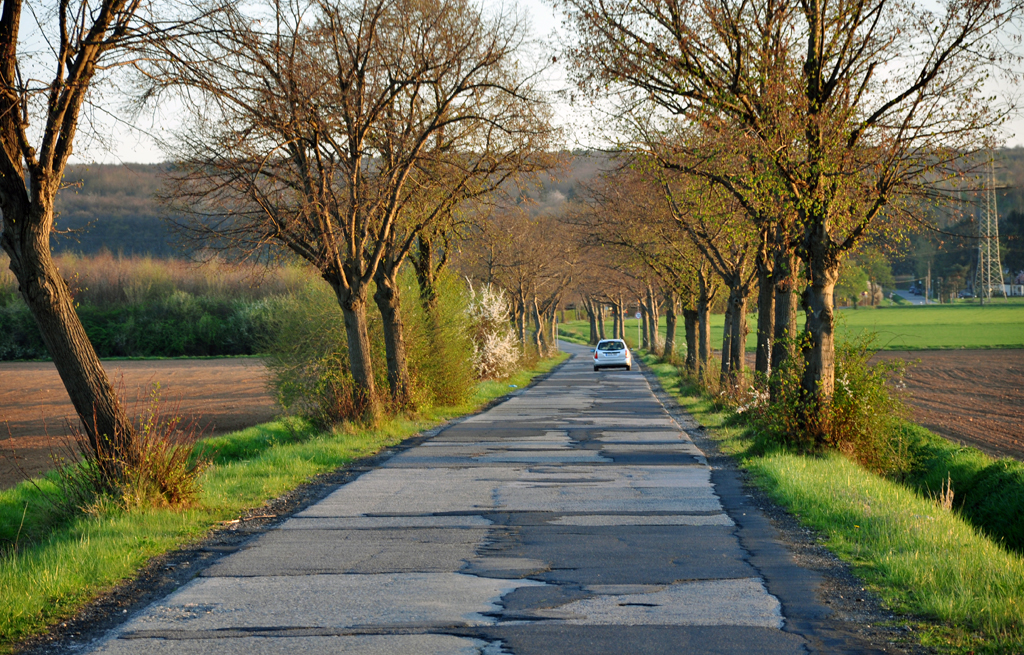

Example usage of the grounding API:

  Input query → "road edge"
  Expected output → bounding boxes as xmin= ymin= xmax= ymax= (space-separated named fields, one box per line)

xmin=637 ymin=361 xmax=928 ymax=655
xmin=14 ymin=353 xmax=574 ymax=655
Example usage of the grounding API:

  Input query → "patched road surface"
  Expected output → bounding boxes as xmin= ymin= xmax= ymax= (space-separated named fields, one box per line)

xmin=84 ymin=343 xmax=885 ymax=654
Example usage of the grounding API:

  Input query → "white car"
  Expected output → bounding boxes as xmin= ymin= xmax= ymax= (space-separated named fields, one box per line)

xmin=593 ymin=339 xmax=632 ymax=371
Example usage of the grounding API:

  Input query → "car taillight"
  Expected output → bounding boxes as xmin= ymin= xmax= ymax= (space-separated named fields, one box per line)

xmin=594 ymin=352 xmax=598 ymax=359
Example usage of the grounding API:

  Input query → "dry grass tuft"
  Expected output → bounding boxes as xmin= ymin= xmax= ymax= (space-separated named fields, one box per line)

xmin=45 ymin=384 xmax=210 ymax=515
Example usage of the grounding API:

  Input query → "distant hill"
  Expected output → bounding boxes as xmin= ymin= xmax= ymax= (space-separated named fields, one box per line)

xmin=49 ymin=155 xmax=616 ymax=257
xmin=55 ymin=151 xmax=1017 ymax=272
xmin=53 ymin=163 xmax=180 ymax=256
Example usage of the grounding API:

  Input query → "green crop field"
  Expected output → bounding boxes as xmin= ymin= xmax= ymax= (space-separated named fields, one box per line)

xmin=834 ymin=304 xmax=1024 ymax=350
xmin=559 ymin=302 xmax=1024 ymax=351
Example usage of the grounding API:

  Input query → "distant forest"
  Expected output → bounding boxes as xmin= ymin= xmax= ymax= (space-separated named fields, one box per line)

xmin=51 ymin=154 xmax=614 ymax=258
xmin=50 ymin=151 xmax=1023 ymax=280
xmin=53 ymin=163 xmax=180 ymax=257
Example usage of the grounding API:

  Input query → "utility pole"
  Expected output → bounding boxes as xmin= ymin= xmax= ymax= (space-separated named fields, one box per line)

xmin=926 ymin=261 xmax=931 ymax=305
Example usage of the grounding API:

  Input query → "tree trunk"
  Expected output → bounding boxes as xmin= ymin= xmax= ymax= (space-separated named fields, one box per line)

xmin=697 ymin=300 xmax=712 ymax=381
xmin=411 ymin=233 xmax=438 ymax=311
xmin=646 ymin=285 xmax=660 ymax=355
xmin=800 ymin=267 xmax=840 ymax=408
xmin=546 ymin=303 xmax=558 ymax=354
xmin=612 ymin=299 xmax=622 ymax=340
xmin=532 ymin=297 xmax=545 ymax=355
xmin=640 ymin=300 xmax=650 ymax=350
xmin=772 ymin=250 xmax=800 ymax=372
xmin=755 ymin=255 xmax=775 ymax=377
xmin=682 ymin=307 xmax=697 ymax=372
xmin=332 ymin=284 xmax=381 ymax=422
xmin=615 ymin=296 xmax=625 ymax=340
xmin=720 ymin=299 xmax=734 ymax=385
xmin=696 ymin=268 xmax=715 ymax=382
xmin=514 ymin=298 xmax=528 ymax=347
xmin=372 ymin=265 xmax=411 ymax=407
xmin=597 ymin=303 xmax=606 ymax=340
xmin=548 ymin=304 xmax=557 ymax=352
xmin=728 ymin=290 xmax=748 ymax=387
xmin=3 ymin=204 xmax=135 ymax=475
xmin=585 ymin=298 xmax=599 ymax=345
xmin=663 ymin=290 xmax=677 ymax=362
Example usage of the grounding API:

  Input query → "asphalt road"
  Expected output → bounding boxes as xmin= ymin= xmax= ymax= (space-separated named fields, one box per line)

xmin=83 ymin=343 xmax=887 ymax=654
xmin=890 ymin=289 xmax=926 ymax=305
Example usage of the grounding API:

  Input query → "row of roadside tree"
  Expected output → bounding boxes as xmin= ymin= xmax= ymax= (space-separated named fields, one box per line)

xmin=1 ymin=0 xmax=1020 ymax=491
xmin=0 ymin=0 xmax=557 ymax=494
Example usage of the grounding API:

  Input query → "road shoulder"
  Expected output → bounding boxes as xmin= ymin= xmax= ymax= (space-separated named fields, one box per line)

xmin=640 ymin=363 xmax=928 ymax=654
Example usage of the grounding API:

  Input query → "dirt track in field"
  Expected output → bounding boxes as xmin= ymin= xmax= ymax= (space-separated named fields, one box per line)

xmin=872 ymin=349 xmax=1024 ymax=460
xmin=0 ymin=359 xmax=275 ymax=490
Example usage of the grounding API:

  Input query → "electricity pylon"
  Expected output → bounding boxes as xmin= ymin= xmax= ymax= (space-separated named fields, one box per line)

xmin=975 ymin=157 xmax=1006 ymax=301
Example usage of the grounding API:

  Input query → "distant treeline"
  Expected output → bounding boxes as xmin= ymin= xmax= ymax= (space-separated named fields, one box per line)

xmin=51 ymin=153 xmax=1022 ymax=282
xmin=50 ymin=155 xmax=614 ymax=258
xmin=53 ymin=164 xmax=180 ymax=257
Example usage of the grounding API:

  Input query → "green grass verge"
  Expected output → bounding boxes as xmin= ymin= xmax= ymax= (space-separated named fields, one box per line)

xmin=556 ymin=326 xmax=590 ymax=345
xmin=641 ymin=353 xmax=1024 ymax=653
xmin=560 ymin=301 xmax=1024 ymax=352
xmin=0 ymin=352 xmax=568 ymax=651
xmin=901 ymin=423 xmax=1024 ymax=553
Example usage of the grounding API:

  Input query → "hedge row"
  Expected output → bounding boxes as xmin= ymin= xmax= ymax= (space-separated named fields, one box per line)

xmin=0 ymin=293 xmax=283 ymax=360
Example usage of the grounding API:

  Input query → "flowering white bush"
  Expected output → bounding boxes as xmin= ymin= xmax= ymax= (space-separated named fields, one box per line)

xmin=466 ymin=281 xmax=520 ymax=379
xmin=735 ymin=386 xmax=770 ymax=414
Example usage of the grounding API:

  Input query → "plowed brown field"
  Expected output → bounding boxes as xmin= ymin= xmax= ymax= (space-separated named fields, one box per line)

xmin=1 ymin=351 xmax=1022 ymax=491
xmin=872 ymin=349 xmax=1024 ymax=459
xmin=0 ymin=359 xmax=275 ymax=490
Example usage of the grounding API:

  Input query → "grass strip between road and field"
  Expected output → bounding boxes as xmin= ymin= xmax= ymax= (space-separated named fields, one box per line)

xmin=0 ymin=352 xmax=568 ymax=652
xmin=641 ymin=354 xmax=1024 ymax=654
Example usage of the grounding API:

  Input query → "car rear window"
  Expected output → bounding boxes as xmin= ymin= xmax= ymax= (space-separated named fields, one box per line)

xmin=597 ymin=341 xmax=625 ymax=351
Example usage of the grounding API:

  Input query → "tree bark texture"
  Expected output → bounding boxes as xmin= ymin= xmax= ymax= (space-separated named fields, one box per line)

xmin=696 ymin=268 xmax=715 ymax=382
xmin=546 ymin=304 xmax=558 ymax=354
xmin=755 ymin=257 xmax=775 ymax=377
xmin=646 ymin=285 xmax=660 ymax=356
xmin=682 ymin=308 xmax=697 ymax=372
xmin=800 ymin=268 xmax=839 ymax=406
xmin=611 ymin=298 xmax=622 ymax=340
xmin=372 ymin=266 xmax=412 ymax=407
xmin=584 ymin=298 xmax=599 ymax=345
xmin=728 ymin=291 xmax=748 ymax=387
xmin=720 ymin=300 xmax=734 ymax=385
xmin=532 ymin=297 xmax=546 ymax=355
xmin=513 ymin=299 xmax=528 ymax=347
xmin=411 ymin=233 xmax=439 ymax=311
xmin=332 ymin=285 xmax=381 ymax=422
xmin=772 ymin=249 xmax=799 ymax=372
xmin=663 ymin=290 xmax=677 ymax=361
xmin=697 ymin=301 xmax=712 ymax=381
xmin=640 ymin=300 xmax=650 ymax=350
xmin=616 ymin=297 xmax=626 ymax=340
xmin=597 ymin=303 xmax=606 ymax=340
